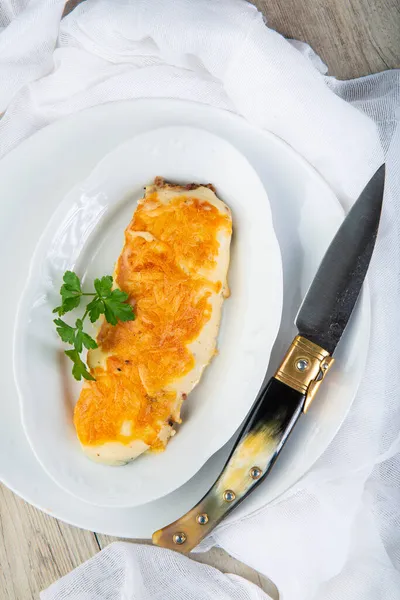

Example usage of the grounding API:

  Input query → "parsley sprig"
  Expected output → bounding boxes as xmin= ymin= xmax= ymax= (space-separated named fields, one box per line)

xmin=53 ymin=271 xmax=134 ymax=381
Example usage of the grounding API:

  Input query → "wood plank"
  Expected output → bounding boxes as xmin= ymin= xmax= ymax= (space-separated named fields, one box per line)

xmin=0 ymin=484 xmax=99 ymax=600
xmin=95 ymin=534 xmax=278 ymax=599
xmin=63 ymin=0 xmax=83 ymax=17
xmin=251 ymin=0 xmax=400 ymax=78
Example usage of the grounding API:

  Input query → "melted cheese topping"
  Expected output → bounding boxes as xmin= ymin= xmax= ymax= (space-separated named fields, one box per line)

xmin=74 ymin=180 xmax=232 ymax=464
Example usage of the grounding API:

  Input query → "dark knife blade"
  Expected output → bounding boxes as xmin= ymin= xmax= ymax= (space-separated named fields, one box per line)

xmin=152 ymin=165 xmax=385 ymax=553
xmin=296 ymin=164 xmax=385 ymax=354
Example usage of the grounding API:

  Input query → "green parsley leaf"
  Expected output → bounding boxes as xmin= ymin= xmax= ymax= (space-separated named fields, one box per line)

xmin=103 ymin=302 xmax=117 ymax=326
xmin=105 ymin=293 xmax=135 ymax=323
xmin=58 ymin=295 xmax=81 ymax=315
xmin=102 ymin=288 xmax=134 ymax=325
xmin=65 ymin=349 xmax=95 ymax=381
xmin=82 ymin=332 xmax=98 ymax=350
xmin=63 ymin=271 xmax=81 ymax=293
xmin=94 ymin=275 xmax=113 ymax=298
xmin=54 ymin=271 xmax=134 ymax=382
xmin=60 ymin=287 xmax=80 ymax=300
xmin=74 ymin=329 xmax=84 ymax=353
xmin=54 ymin=271 xmax=83 ymax=314
xmin=54 ymin=318 xmax=76 ymax=344
xmin=109 ymin=288 xmax=129 ymax=302
xmin=87 ymin=297 xmax=105 ymax=323
xmin=73 ymin=318 xmax=97 ymax=352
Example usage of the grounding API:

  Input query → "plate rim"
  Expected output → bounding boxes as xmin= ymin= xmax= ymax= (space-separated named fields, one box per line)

xmin=13 ymin=124 xmax=283 ymax=508
xmin=0 ymin=98 xmax=370 ymax=536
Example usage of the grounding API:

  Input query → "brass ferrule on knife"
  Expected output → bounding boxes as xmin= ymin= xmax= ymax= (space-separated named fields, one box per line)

xmin=274 ymin=335 xmax=334 ymax=413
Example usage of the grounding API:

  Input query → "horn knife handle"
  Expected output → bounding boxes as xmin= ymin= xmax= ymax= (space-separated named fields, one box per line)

xmin=152 ymin=336 xmax=333 ymax=553
xmin=152 ymin=377 xmax=305 ymax=553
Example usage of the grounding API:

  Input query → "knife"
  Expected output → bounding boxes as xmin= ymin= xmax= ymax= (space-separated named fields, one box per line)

xmin=152 ymin=164 xmax=385 ymax=553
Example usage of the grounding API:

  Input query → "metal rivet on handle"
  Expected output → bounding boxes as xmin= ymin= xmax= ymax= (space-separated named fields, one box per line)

xmin=223 ymin=490 xmax=236 ymax=502
xmin=172 ymin=532 xmax=187 ymax=545
xmin=250 ymin=467 xmax=262 ymax=480
xmin=295 ymin=358 xmax=309 ymax=371
xmin=196 ymin=513 xmax=209 ymax=525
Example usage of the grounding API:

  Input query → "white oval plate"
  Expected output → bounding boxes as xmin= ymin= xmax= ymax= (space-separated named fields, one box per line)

xmin=14 ymin=126 xmax=283 ymax=508
xmin=0 ymin=99 xmax=369 ymax=537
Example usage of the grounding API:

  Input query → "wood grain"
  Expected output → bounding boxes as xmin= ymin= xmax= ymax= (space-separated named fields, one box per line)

xmin=0 ymin=484 xmax=99 ymax=600
xmin=250 ymin=0 xmax=400 ymax=78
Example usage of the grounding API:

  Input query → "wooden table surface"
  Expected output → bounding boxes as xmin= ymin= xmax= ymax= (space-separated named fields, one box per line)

xmin=1 ymin=1 xmax=399 ymax=598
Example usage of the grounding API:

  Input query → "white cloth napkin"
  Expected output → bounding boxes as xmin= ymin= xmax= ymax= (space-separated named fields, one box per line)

xmin=41 ymin=542 xmax=268 ymax=600
xmin=1 ymin=1 xmax=399 ymax=599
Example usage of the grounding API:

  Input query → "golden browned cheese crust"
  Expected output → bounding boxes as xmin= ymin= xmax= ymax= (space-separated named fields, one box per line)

xmin=73 ymin=178 xmax=232 ymax=464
